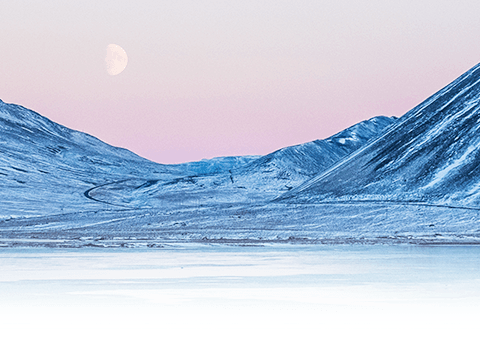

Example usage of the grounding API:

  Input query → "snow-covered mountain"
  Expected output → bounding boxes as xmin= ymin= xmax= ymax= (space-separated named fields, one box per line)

xmin=175 ymin=155 xmax=260 ymax=175
xmin=280 ymin=62 xmax=480 ymax=207
xmin=86 ymin=116 xmax=396 ymax=208
xmin=231 ymin=116 xmax=395 ymax=194
xmin=4 ymin=61 xmax=480 ymax=242
xmin=0 ymin=98 xmax=394 ymax=215
xmin=0 ymin=99 xmax=183 ymax=216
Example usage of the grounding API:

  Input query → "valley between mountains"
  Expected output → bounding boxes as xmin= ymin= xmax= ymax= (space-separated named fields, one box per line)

xmin=2 ymin=63 xmax=480 ymax=244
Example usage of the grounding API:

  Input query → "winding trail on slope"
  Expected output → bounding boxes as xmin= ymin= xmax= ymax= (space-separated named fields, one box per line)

xmin=274 ymin=199 xmax=480 ymax=211
xmin=84 ymin=179 xmax=136 ymax=208
xmin=84 ymin=177 xmax=480 ymax=213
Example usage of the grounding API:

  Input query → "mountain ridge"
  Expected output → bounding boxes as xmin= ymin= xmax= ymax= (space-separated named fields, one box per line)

xmin=3 ymin=61 xmax=480 ymax=241
xmin=0 ymin=98 xmax=395 ymax=213
xmin=83 ymin=115 xmax=396 ymax=208
xmin=279 ymin=62 xmax=480 ymax=207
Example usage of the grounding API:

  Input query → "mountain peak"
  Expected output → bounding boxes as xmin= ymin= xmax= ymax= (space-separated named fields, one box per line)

xmin=280 ymin=62 xmax=480 ymax=207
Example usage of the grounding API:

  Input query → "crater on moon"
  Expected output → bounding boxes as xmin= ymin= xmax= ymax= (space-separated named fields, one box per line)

xmin=105 ymin=44 xmax=128 ymax=76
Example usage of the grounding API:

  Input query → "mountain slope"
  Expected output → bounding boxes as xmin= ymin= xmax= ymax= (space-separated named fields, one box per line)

xmin=4 ymin=60 xmax=480 ymax=240
xmin=175 ymin=155 xmax=260 ymax=175
xmin=0 ymin=98 xmax=395 ymax=215
xmin=92 ymin=115 xmax=396 ymax=207
xmin=231 ymin=116 xmax=396 ymax=193
xmin=280 ymin=62 xmax=480 ymax=207
xmin=0 ymin=99 xmax=180 ymax=216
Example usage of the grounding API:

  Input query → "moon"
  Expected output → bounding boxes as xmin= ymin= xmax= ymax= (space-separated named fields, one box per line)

xmin=105 ymin=44 xmax=128 ymax=76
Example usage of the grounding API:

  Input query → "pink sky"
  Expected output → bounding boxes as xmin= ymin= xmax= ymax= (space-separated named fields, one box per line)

xmin=2 ymin=0 xmax=480 ymax=164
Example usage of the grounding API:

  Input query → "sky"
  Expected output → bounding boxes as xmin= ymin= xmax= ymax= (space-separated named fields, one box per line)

xmin=1 ymin=0 xmax=480 ymax=164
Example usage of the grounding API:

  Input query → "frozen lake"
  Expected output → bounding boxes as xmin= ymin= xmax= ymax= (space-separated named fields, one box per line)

xmin=1 ymin=243 xmax=479 ymax=362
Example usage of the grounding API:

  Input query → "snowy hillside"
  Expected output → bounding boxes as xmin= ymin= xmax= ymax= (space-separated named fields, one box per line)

xmin=0 ymin=100 xmax=182 ymax=216
xmin=174 ymin=155 xmax=260 ymax=175
xmin=87 ymin=116 xmax=396 ymax=208
xmin=231 ymin=116 xmax=395 ymax=194
xmin=280 ymin=62 xmax=480 ymax=208
xmin=0 ymin=98 xmax=393 ymax=215
xmin=4 ymin=61 xmax=480 ymax=241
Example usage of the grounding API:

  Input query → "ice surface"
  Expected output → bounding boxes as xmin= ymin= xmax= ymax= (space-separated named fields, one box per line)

xmin=0 ymin=245 xmax=479 ymax=363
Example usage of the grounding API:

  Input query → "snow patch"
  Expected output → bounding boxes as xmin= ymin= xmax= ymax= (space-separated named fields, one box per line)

xmin=423 ymin=144 xmax=478 ymax=189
